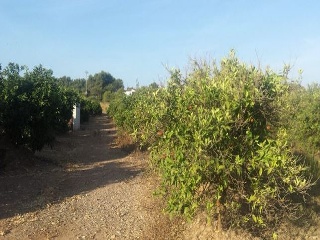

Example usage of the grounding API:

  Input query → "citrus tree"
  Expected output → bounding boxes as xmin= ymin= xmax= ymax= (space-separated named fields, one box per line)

xmin=107 ymin=52 xmax=313 ymax=237
xmin=0 ymin=63 xmax=78 ymax=151
xmin=282 ymin=82 xmax=320 ymax=178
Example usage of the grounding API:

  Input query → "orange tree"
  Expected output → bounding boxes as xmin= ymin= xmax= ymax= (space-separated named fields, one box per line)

xmin=282 ymin=82 xmax=320 ymax=178
xmin=108 ymin=52 xmax=312 ymax=236
xmin=79 ymin=97 xmax=102 ymax=123
xmin=0 ymin=63 xmax=79 ymax=151
xmin=107 ymin=86 xmax=167 ymax=149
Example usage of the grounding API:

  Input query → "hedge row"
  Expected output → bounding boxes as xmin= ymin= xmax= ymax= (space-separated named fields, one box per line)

xmin=108 ymin=52 xmax=315 ymax=237
xmin=0 ymin=63 xmax=102 ymax=152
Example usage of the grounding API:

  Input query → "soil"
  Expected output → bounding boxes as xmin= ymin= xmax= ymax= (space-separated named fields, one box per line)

xmin=0 ymin=114 xmax=320 ymax=240
xmin=0 ymin=115 xmax=181 ymax=240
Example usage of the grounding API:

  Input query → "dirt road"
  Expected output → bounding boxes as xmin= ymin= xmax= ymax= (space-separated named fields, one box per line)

xmin=1 ymin=114 xmax=319 ymax=240
xmin=0 ymin=115 xmax=179 ymax=240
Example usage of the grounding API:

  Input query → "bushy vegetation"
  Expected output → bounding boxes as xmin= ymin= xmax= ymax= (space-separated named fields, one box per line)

xmin=0 ymin=63 xmax=79 ymax=151
xmin=0 ymin=62 xmax=106 ymax=153
xmin=57 ymin=71 xmax=124 ymax=101
xmin=80 ymin=97 xmax=102 ymax=123
xmin=108 ymin=51 xmax=316 ymax=237
xmin=282 ymin=82 xmax=320 ymax=177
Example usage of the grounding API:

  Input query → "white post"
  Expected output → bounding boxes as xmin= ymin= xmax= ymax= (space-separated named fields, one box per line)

xmin=73 ymin=103 xmax=80 ymax=131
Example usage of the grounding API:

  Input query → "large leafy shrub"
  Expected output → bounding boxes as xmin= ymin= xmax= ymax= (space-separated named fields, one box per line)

xmin=282 ymin=82 xmax=320 ymax=178
xmin=107 ymin=86 xmax=167 ymax=148
xmin=108 ymin=52 xmax=313 ymax=236
xmin=0 ymin=63 xmax=78 ymax=151
xmin=80 ymin=97 xmax=102 ymax=123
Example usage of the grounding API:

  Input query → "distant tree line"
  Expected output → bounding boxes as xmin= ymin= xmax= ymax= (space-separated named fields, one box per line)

xmin=57 ymin=71 xmax=124 ymax=101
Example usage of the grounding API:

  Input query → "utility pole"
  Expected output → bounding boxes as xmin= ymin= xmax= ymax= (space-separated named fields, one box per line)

xmin=85 ymin=71 xmax=88 ymax=96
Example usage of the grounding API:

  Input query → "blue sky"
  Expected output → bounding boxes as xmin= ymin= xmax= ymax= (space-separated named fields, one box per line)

xmin=1 ymin=0 xmax=319 ymax=87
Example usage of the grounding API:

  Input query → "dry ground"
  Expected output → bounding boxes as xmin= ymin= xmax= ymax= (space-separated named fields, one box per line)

xmin=0 ymin=114 xmax=320 ymax=240
xmin=0 ymin=115 xmax=182 ymax=239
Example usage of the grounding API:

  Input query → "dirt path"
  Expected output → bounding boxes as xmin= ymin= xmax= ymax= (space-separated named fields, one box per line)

xmin=0 ymin=115 xmax=179 ymax=240
xmin=2 ymin=114 xmax=320 ymax=240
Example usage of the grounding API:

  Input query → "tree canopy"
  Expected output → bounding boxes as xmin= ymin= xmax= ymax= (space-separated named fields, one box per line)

xmin=0 ymin=63 xmax=79 ymax=151
xmin=57 ymin=71 xmax=124 ymax=100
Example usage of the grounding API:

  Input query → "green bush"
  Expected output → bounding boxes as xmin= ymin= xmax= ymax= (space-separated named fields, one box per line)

xmin=282 ymin=82 xmax=320 ymax=178
xmin=102 ymin=90 xmax=113 ymax=102
xmin=0 ymin=63 xmax=78 ymax=151
xmin=103 ymin=88 xmax=125 ymax=103
xmin=80 ymin=97 xmax=102 ymax=123
xmin=108 ymin=52 xmax=313 ymax=237
xmin=107 ymin=86 xmax=166 ymax=148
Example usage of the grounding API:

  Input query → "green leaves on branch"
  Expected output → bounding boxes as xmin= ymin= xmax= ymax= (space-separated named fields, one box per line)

xmin=0 ymin=63 xmax=79 ymax=151
xmin=107 ymin=51 xmax=313 ymax=237
xmin=79 ymin=97 xmax=102 ymax=123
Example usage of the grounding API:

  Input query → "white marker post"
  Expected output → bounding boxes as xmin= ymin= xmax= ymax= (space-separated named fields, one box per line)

xmin=73 ymin=103 xmax=80 ymax=131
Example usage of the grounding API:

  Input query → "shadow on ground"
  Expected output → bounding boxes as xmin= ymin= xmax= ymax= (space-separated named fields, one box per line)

xmin=0 ymin=114 xmax=141 ymax=220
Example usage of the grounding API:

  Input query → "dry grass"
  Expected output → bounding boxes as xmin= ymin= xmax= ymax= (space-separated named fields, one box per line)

xmin=100 ymin=102 xmax=109 ymax=113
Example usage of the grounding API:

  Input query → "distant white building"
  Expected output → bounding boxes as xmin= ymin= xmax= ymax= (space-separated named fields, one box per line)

xmin=125 ymin=88 xmax=136 ymax=95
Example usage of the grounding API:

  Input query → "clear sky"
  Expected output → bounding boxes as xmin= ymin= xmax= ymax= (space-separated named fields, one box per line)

xmin=1 ymin=0 xmax=319 ymax=87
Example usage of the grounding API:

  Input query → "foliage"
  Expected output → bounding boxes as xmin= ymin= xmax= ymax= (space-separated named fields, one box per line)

xmin=57 ymin=71 xmax=124 ymax=101
xmin=0 ymin=64 xmax=4 ymax=130
xmin=107 ymin=52 xmax=313 ymax=236
xmin=102 ymin=90 xmax=113 ymax=102
xmin=0 ymin=62 xmax=108 ymax=152
xmin=70 ymin=78 xmax=86 ymax=94
xmin=57 ymin=76 xmax=87 ymax=95
xmin=57 ymin=76 xmax=73 ymax=88
xmin=107 ymin=85 xmax=166 ymax=148
xmin=282 ymin=82 xmax=320 ymax=178
xmin=102 ymin=88 xmax=124 ymax=103
xmin=104 ymin=79 xmax=124 ymax=93
xmin=0 ymin=63 xmax=79 ymax=151
xmin=87 ymin=71 xmax=124 ymax=100
xmin=80 ymin=97 xmax=102 ymax=123
xmin=149 ymin=82 xmax=159 ymax=89
xmin=107 ymin=90 xmax=131 ymax=129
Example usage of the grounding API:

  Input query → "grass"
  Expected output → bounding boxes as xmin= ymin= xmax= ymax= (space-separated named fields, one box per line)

xmin=100 ymin=102 xmax=109 ymax=114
